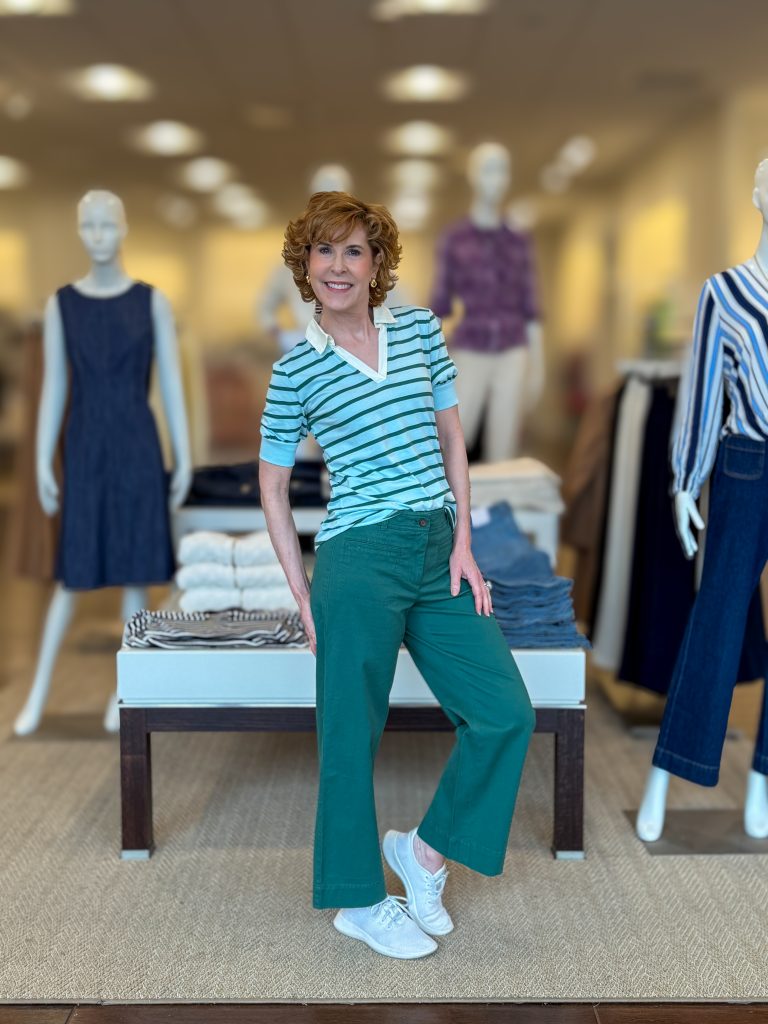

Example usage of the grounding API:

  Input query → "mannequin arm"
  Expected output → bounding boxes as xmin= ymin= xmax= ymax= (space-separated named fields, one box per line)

xmin=524 ymin=320 xmax=545 ymax=412
xmin=674 ymin=490 xmax=705 ymax=560
xmin=152 ymin=289 xmax=192 ymax=510
xmin=36 ymin=295 xmax=68 ymax=516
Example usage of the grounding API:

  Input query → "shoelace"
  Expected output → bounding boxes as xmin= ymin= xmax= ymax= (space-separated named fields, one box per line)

xmin=372 ymin=895 xmax=410 ymax=930
xmin=423 ymin=868 xmax=448 ymax=906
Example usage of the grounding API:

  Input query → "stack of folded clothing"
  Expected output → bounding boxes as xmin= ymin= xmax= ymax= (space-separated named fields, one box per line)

xmin=176 ymin=530 xmax=297 ymax=613
xmin=468 ymin=457 xmax=564 ymax=515
xmin=123 ymin=608 xmax=307 ymax=649
xmin=471 ymin=501 xmax=589 ymax=649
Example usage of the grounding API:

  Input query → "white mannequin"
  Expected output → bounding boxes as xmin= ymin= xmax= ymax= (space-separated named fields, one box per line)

xmin=637 ymin=161 xmax=768 ymax=841
xmin=14 ymin=190 xmax=191 ymax=736
xmin=436 ymin=142 xmax=544 ymax=462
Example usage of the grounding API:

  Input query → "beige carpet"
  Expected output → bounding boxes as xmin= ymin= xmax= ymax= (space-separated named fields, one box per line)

xmin=1 ymin=584 xmax=767 ymax=1003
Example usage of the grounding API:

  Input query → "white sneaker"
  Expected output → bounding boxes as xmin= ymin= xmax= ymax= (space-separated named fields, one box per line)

xmin=383 ymin=828 xmax=454 ymax=936
xmin=333 ymin=895 xmax=438 ymax=959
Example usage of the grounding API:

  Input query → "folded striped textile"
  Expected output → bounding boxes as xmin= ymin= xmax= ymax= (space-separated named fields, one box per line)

xmin=122 ymin=609 xmax=307 ymax=650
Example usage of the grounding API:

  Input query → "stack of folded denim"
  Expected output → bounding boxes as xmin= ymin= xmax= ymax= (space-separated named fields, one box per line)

xmin=471 ymin=501 xmax=589 ymax=649
xmin=175 ymin=530 xmax=296 ymax=613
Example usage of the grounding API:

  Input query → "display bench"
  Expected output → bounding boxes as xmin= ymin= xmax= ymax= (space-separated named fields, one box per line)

xmin=117 ymin=645 xmax=586 ymax=862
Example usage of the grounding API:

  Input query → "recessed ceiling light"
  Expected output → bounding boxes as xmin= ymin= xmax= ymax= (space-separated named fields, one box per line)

xmin=389 ymin=159 xmax=441 ymax=192
xmin=384 ymin=121 xmax=454 ymax=156
xmin=540 ymin=164 xmax=569 ymax=195
xmin=129 ymin=121 xmax=205 ymax=156
xmin=215 ymin=188 xmax=269 ymax=230
xmin=382 ymin=65 xmax=469 ymax=102
xmin=156 ymin=193 xmax=198 ymax=229
xmin=390 ymin=192 xmax=431 ymax=230
xmin=246 ymin=104 xmax=293 ymax=130
xmin=4 ymin=92 xmax=33 ymax=119
xmin=0 ymin=155 xmax=28 ymax=188
xmin=0 ymin=0 xmax=73 ymax=13
xmin=373 ymin=0 xmax=489 ymax=20
xmin=211 ymin=183 xmax=269 ymax=229
xmin=64 ymin=64 xmax=154 ymax=102
xmin=178 ymin=157 xmax=235 ymax=192
xmin=558 ymin=135 xmax=596 ymax=173
xmin=212 ymin=183 xmax=259 ymax=218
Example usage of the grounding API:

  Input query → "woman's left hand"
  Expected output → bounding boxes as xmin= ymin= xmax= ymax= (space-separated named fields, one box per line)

xmin=449 ymin=540 xmax=492 ymax=617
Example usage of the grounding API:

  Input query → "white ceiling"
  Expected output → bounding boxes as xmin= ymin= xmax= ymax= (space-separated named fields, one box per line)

xmin=1 ymin=0 xmax=767 ymax=223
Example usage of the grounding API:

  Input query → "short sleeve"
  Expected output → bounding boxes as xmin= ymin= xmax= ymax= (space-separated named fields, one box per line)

xmin=258 ymin=363 xmax=308 ymax=468
xmin=425 ymin=311 xmax=458 ymax=411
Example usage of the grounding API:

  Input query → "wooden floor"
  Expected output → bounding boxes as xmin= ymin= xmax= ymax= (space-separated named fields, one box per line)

xmin=2 ymin=1005 xmax=768 ymax=1023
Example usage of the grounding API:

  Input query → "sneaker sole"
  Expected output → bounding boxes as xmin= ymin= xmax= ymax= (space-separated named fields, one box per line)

xmin=382 ymin=831 xmax=454 ymax=936
xmin=333 ymin=912 xmax=437 ymax=959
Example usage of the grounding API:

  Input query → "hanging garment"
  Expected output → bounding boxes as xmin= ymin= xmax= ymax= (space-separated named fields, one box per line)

xmin=653 ymin=435 xmax=768 ymax=785
xmin=429 ymin=219 xmax=539 ymax=354
xmin=590 ymin=377 xmax=652 ymax=669
xmin=617 ymin=381 xmax=696 ymax=693
xmin=561 ymin=385 xmax=622 ymax=625
xmin=54 ymin=283 xmax=175 ymax=589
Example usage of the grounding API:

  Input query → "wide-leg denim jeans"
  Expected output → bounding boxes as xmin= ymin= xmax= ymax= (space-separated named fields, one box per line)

xmin=653 ymin=435 xmax=768 ymax=786
xmin=309 ymin=507 xmax=535 ymax=909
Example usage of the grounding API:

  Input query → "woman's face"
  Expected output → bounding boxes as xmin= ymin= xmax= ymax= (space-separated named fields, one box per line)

xmin=307 ymin=223 xmax=381 ymax=314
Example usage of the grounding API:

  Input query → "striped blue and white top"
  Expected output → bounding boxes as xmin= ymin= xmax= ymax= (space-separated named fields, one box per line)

xmin=259 ymin=304 xmax=459 ymax=545
xmin=673 ymin=260 xmax=768 ymax=497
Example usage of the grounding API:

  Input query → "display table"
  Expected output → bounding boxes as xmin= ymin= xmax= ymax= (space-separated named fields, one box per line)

xmin=117 ymin=645 xmax=585 ymax=862
xmin=173 ymin=505 xmax=560 ymax=567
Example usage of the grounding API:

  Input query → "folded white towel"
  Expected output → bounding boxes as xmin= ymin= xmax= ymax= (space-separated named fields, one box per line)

xmin=179 ymin=587 xmax=242 ymax=613
xmin=241 ymin=585 xmax=297 ymax=611
xmin=176 ymin=563 xmax=236 ymax=589
xmin=233 ymin=531 xmax=279 ymax=567
xmin=235 ymin=564 xmax=287 ymax=589
xmin=178 ymin=531 xmax=235 ymax=567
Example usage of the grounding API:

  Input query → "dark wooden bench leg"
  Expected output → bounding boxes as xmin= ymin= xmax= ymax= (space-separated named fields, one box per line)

xmin=552 ymin=707 xmax=585 ymax=859
xmin=120 ymin=707 xmax=154 ymax=859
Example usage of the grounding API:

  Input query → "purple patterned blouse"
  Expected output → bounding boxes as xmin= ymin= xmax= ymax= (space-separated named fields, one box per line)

xmin=429 ymin=218 xmax=540 ymax=354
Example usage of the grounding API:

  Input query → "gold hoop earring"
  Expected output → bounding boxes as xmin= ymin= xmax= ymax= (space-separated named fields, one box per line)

xmin=370 ymin=277 xmax=377 ymax=288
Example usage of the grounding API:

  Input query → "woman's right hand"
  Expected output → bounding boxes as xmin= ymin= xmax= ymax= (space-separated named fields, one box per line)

xmin=298 ymin=594 xmax=317 ymax=656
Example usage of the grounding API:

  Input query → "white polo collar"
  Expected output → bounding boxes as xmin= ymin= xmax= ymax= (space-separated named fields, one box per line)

xmin=306 ymin=304 xmax=396 ymax=354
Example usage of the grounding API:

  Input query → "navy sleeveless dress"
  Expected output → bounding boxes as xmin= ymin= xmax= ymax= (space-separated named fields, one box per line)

xmin=54 ymin=282 xmax=175 ymax=589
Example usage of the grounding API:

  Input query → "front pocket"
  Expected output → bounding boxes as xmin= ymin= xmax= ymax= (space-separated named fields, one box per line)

xmin=722 ymin=440 xmax=765 ymax=481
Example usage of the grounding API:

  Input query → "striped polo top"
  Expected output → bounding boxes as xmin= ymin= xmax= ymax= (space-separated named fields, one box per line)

xmin=259 ymin=304 xmax=459 ymax=545
xmin=673 ymin=260 xmax=768 ymax=497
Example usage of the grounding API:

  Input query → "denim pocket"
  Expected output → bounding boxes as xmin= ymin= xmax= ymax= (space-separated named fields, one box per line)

xmin=722 ymin=438 xmax=765 ymax=481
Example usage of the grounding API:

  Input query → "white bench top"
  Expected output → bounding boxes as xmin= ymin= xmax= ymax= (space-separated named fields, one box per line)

xmin=117 ymin=645 xmax=585 ymax=710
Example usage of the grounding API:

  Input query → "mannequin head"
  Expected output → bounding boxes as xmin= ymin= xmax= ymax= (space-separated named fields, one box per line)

xmin=467 ymin=142 xmax=512 ymax=206
xmin=77 ymin=190 xmax=127 ymax=264
xmin=752 ymin=159 xmax=768 ymax=222
xmin=309 ymin=163 xmax=353 ymax=196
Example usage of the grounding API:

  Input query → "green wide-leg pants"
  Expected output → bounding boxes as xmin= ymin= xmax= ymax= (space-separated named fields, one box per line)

xmin=309 ymin=506 xmax=535 ymax=910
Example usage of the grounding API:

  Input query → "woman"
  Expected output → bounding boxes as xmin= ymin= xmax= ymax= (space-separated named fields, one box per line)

xmin=259 ymin=192 xmax=535 ymax=960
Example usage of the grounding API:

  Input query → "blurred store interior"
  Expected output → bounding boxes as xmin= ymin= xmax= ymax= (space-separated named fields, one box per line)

xmin=1 ymin=0 xmax=768 ymax=726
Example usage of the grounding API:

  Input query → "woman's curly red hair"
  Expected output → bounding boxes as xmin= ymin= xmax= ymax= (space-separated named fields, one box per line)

xmin=282 ymin=191 xmax=402 ymax=307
